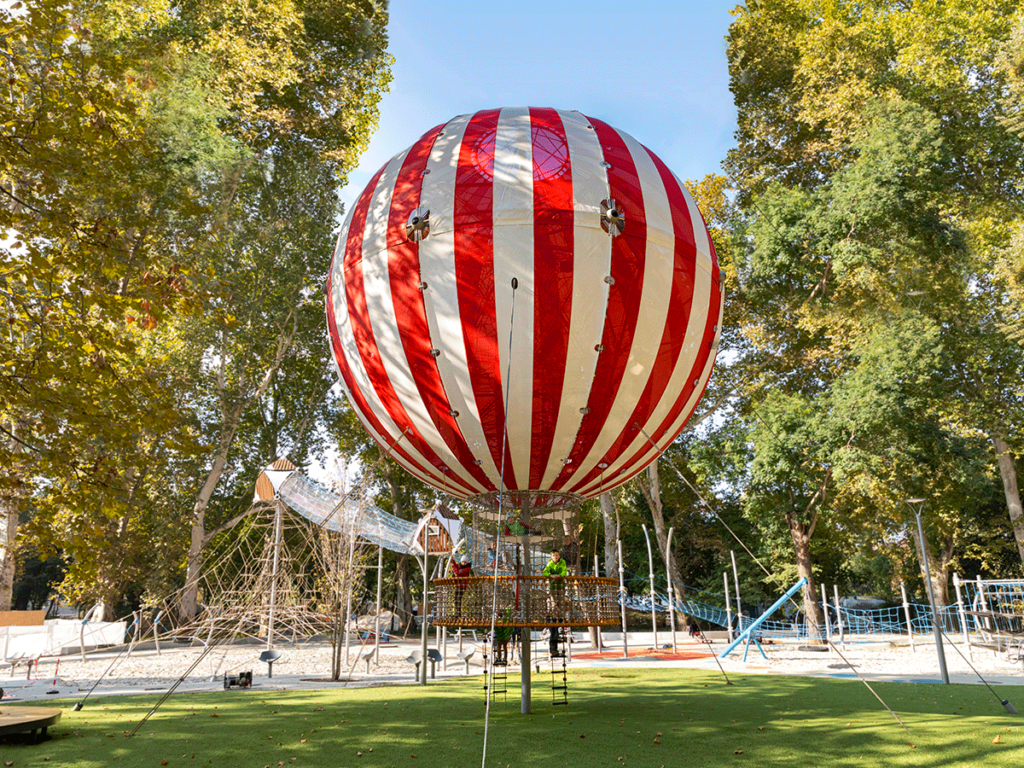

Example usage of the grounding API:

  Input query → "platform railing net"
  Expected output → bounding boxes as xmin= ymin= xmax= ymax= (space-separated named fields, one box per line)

xmin=432 ymin=576 xmax=620 ymax=628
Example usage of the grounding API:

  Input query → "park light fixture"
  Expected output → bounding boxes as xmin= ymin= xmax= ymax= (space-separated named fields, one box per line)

xmin=903 ymin=497 xmax=950 ymax=684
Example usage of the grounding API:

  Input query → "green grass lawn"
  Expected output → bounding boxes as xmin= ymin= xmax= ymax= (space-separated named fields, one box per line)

xmin=2 ymin=669 xmax=1022 ymax=767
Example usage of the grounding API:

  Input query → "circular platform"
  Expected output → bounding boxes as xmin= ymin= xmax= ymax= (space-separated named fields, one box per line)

xmin=431 ymin=575 xmax=620 ymax=628
xmin=0 ymin=706 xmax=62 ymax=743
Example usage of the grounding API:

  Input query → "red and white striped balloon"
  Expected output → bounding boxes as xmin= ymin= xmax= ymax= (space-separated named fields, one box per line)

xmin=327 ymin=107 xmax=722 ymax=501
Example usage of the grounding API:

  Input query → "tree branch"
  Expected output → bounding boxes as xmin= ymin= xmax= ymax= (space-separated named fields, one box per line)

xmin=201 ymin=502 xmax=268 ymax=548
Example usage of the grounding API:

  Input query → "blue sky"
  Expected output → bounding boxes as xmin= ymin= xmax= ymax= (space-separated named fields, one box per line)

xmin=339 ymin=0 xmax=741 ymax=213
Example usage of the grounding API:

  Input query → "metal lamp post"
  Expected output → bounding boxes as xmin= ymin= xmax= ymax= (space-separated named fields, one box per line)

xmin=905 ymin=498 xmax=950 ymax=685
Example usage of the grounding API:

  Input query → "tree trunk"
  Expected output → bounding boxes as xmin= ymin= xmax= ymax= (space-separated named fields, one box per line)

xmin=992 ymin=435 xmax=1024 ymax=565
xmin=638 ymin=462 xmax=686 ymax=591
xmin=0 ymin=495 xmax=17 ymax=612
xmin=181 ymin=448 xmax=230 ymax=622
xmin=179 ymin=317 xmax=298 ymax=622
xmin=0 ymin=422 xmax=22 ymax=611
xmin=789 ymin=523 xmax=824 ymax=641
xmin=600 ymin=492 xmax=617 ymax=577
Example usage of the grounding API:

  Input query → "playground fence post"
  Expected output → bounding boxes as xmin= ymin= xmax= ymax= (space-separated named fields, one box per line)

xmin=642 ymin=524 xmax=658 ymax=649
xmin=832 ymin=585 xmax=844 ymax=649
xmin=820 ymin=584 xmax=832 ymax=650
xmin=375 ymin=544 xmax=383 ymax=666
xmin=667 ymin=527 xmax=677 ymax=653
xmin=153 ymin=610 xmax=163 ymax=656
xmin=953 ymin=573 xmax=972 ymax=661
xmin=900 ymin=582 xmax=915 ymax=651
xmin=724 ymin=573 xmax=733 ymax=643
xmin=730 ymin=551 xmax=742 ymax=631
xmin=976 ymin=575 xmax=993 ymax=646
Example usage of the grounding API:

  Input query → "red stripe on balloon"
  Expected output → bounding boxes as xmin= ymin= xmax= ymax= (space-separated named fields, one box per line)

xmin=550 ymin=117 xmax=647 ymax=491
xmin=528 ymin=107 xmax=574 ymax=489
xmin=566 ymin=145 xmax=698 ymax=495
xmin=341 ymin=139 xmax=475 ymax=495
xmin=578 ymin=169 xmax=722 ymax=498
xmin=326 ymin=253 xmax=440 ymax=487
xmin=644 ymin=170 xmax=722 ymax=451
xmin=452 ymin=108 xmax=517 ymax=491
xmin=386 ymin=124 xmax=493 ymax=492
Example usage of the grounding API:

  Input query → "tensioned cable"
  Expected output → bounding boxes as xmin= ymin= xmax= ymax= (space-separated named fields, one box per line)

xmin=938 ymin=628 xmax=1018 ymax=714
xmin=126 ymin=593 xmax=260 ymax=737
xmin=635 ymin=427 xmax=911 ymax=735
xmin=481 ymin=276 xmax=518 ymax=768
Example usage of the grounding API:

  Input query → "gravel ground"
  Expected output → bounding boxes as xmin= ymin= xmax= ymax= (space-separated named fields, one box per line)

xmin=3 ymin=632 xmax=1022 ymax=699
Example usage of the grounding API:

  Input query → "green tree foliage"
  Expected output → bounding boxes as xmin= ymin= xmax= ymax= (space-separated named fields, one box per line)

xmin=706 ymin=0 xmax=1024 ymax=617
xmin=1 ymin=0 xmax=392 ymax=616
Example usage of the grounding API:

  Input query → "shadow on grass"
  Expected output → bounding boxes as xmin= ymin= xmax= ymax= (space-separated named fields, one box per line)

xmin=3 ymin=669 xmax=1021 ymax=767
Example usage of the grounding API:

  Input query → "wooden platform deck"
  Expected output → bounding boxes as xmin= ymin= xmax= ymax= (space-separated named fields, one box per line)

xmin=0 ymin=706 xmax=62 ymax=743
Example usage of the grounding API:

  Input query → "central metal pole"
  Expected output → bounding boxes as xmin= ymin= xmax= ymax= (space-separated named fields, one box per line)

xmin=266 ymin=501 xmax=284 ymax=651
xmin=420 ymin=551 xmax=429 ymax=685
xmin=520 ymin=528 xmax=531 ymax=714
xmin=908 ymin=499 xmax=950 ymax=684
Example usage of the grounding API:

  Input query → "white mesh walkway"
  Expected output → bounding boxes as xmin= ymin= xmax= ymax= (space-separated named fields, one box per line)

xmin=275 ymin=472 xmax=423 ymax=555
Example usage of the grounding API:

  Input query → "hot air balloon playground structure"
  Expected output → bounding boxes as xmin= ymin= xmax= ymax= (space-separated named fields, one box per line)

xmin=322 ymin=107 xmax=722 ymax=709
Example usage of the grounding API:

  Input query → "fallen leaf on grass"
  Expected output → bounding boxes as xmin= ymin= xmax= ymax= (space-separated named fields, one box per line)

xmin=300 ymin=739 xmax=307 ymax=744
xmin=210 ymin=713 xmax=219 ymax=718
xmin=357 ymin=752 xmax=362 ymax=757
xmin=160 ymin=762 xmax=168 ymax=766
xmin=757 ymin=727 xmax=764 ymax=731
xmin=653 ymin=739 xmax=661 ymax=744
xmin=993 ymin=736 xmax=1001 ymax=745
xmin=734 ymin=750 xmax=743 ymax=755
